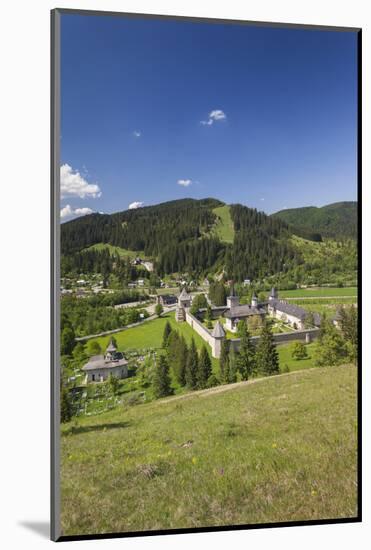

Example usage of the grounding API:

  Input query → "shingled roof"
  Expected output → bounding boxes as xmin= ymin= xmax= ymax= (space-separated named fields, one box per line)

xmin=270 ymin=300 xmax=321 ymax=326
xmin=82 ymin=352 xmax=128 ymax=371
xmin=211 ymin=320 xmax=226 ymax=338
xmin=224 ymin=304 xmax=265 ymax=319
xmin=179 ymin=287 xmax=191 ymax=300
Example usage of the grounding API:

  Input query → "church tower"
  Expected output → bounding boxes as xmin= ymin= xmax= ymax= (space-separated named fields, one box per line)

xmin=227 ymin=282 xmax=239 ymax=309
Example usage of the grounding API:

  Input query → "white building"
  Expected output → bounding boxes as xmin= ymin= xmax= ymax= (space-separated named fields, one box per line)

xmin=82 ymin=339 xmax=129 ymax=383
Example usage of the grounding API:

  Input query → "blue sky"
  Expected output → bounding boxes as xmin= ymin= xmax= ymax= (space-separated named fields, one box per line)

xmin=60 ymin=14 xmax=358 ymax=220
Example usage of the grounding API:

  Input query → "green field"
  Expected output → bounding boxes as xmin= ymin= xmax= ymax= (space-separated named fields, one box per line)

xmin=212 ymin=205 xmax=235 ymax=243
xmin=279 ymin=287 xmax=357 ymax=298
xmin=90 ymin=313 xmax=321 ymax=378
xmin=61 ymin=364 xmax=357 ymax=536
xmin=83 ymin=243 xmax=145 ymax=259
xmin=278 ymin=342 xmax=317 ymax=371
xmin=93 ymin=312 xmax=219 ymax=371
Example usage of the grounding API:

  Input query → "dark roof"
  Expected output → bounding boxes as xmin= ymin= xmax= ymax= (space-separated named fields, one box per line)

xmin=82 ymin=352 xmax=128 ymax=371
xmin=160 ymin=294 xmax=177 ymax=304
xmin=225 ymin=304 xmax=265 ymax=319
xmin=270 ymin=300 xmax=321 ymax=326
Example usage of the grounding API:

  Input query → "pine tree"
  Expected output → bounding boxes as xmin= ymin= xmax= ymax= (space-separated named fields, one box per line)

xmin=162 ymin=320 xmax=172 ymax=348
xmin=153 ymin=355 xmax=173 ymax=398
xmin=314 ymin=330 xmax=349 ymax=367
xmin=338 ymin=305 xmax=358 ymax=364
xmin=291 ymin=341 xmax=308 ymax=360
xmin=237 ymin=323 xmax=256 ymax=380
xmin=60 ymin=374 xmax=72 ymax=423
xmin=185 ymin=337 xmax=198 ymax=389
xmin=61 ymin=326 xmax=75 ymax=356
xmin=197 ymin=345 xmax=212 ymax=389
xmin=255 ymin=319 xmax=279 ymax=376
xmin=166 ymin=330 xmax=183 ymax=383
xmin=219 ymin=339 xmax=230 ymax=383
xmin=177 ymin=336 xmax=188 ymax=386
xmin=228 ymin=345 xmax=238 ymax=383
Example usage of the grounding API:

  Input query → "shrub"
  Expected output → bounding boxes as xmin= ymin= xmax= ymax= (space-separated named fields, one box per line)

xmin=291 ymin=342 xmax=308 ymax=360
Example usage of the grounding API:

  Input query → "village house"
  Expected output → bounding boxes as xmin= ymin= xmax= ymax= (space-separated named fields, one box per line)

xmin=82 ymin=338 xmax=129 ymax=383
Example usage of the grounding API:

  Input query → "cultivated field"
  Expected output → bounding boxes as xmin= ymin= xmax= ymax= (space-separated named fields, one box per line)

xmin=279 ymin=287 xmax=357 ymax=298
xmin=61 ymin=364 xmax=358 ymax=536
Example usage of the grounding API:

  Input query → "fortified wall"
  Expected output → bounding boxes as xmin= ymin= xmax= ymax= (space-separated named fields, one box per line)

xmin=176 ymin=287 xmax=320 ymax=358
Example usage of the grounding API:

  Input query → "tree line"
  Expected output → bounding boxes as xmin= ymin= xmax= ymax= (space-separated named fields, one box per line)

xmin=61 ymin=198 xmax=320 ymax=283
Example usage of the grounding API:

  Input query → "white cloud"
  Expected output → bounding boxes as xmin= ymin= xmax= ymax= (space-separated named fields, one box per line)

xmin=129 ymin=201 xmax=144 ymax=209
xmin=60 ymin=164 xmax=102 ymax=199
xmin=133 ymin=131 xmax=141 ymax=138
xmin=60 ymin=204 xmax=74 ymax=219
xmin=209 ymin=109 xmax=226 ymax=121
xmin=177 ymin=179 xmax=192 ymax=187
xmin=200 ymin=109 xmax=227 ymax=126
xmin=60 ymin=204 xmax=94 ymax=219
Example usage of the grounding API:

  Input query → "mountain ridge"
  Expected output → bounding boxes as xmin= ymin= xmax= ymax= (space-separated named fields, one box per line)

xmin=272 ymin=201 xmax=357 ymax=239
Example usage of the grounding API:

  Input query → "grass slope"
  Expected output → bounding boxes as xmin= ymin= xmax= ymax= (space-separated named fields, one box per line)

xmin=212 ymin=205 xmax=235 ymax=243
xmin=83 ymin=243 xmax=145 ymax=259
xmin=61 ymin=365 xmax=357 ymax=536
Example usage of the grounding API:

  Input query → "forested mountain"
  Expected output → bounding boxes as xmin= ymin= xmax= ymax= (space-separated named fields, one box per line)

xmin=272 ymin=202 xmax=357 ymax=239
xmin=61 ymin=197 xmax=355 ymax=282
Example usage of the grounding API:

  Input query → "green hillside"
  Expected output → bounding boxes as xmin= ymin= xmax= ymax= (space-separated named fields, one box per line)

xmin=61 ymin=365 xmax=357 ymax=536
xmin=287 ymin=235 xmax=357 ymax=286
xmin=61 ymin=198 xmax=357 ymax=283
xmin=212 ymin=205 xmax=235 ymax=243
xmin=83 ymin=243 xmax=145 ymax=259
xmin=272 ymin=201 xmax=357 ymax=239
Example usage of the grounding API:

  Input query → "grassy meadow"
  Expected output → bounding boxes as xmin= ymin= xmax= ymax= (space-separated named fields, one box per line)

xmin=93 ymin=312 xmax=220 ymax=371
xmin=279 ymin=286 xmax=357 ymax=298
xmin=212 ymin=205 xmax=235 ymax=243
xmin=83 ymin=243 xmax=146 ymax=259
xmin=61 ymin=364 xmax=358 ymax=536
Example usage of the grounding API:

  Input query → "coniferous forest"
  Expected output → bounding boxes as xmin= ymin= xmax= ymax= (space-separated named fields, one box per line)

xmin=61 ymin=197 xmax=357 ymax=283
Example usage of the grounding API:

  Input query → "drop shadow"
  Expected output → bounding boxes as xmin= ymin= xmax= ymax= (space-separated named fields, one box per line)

xmin=18 ymin=521 xmax=49 ymax=539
